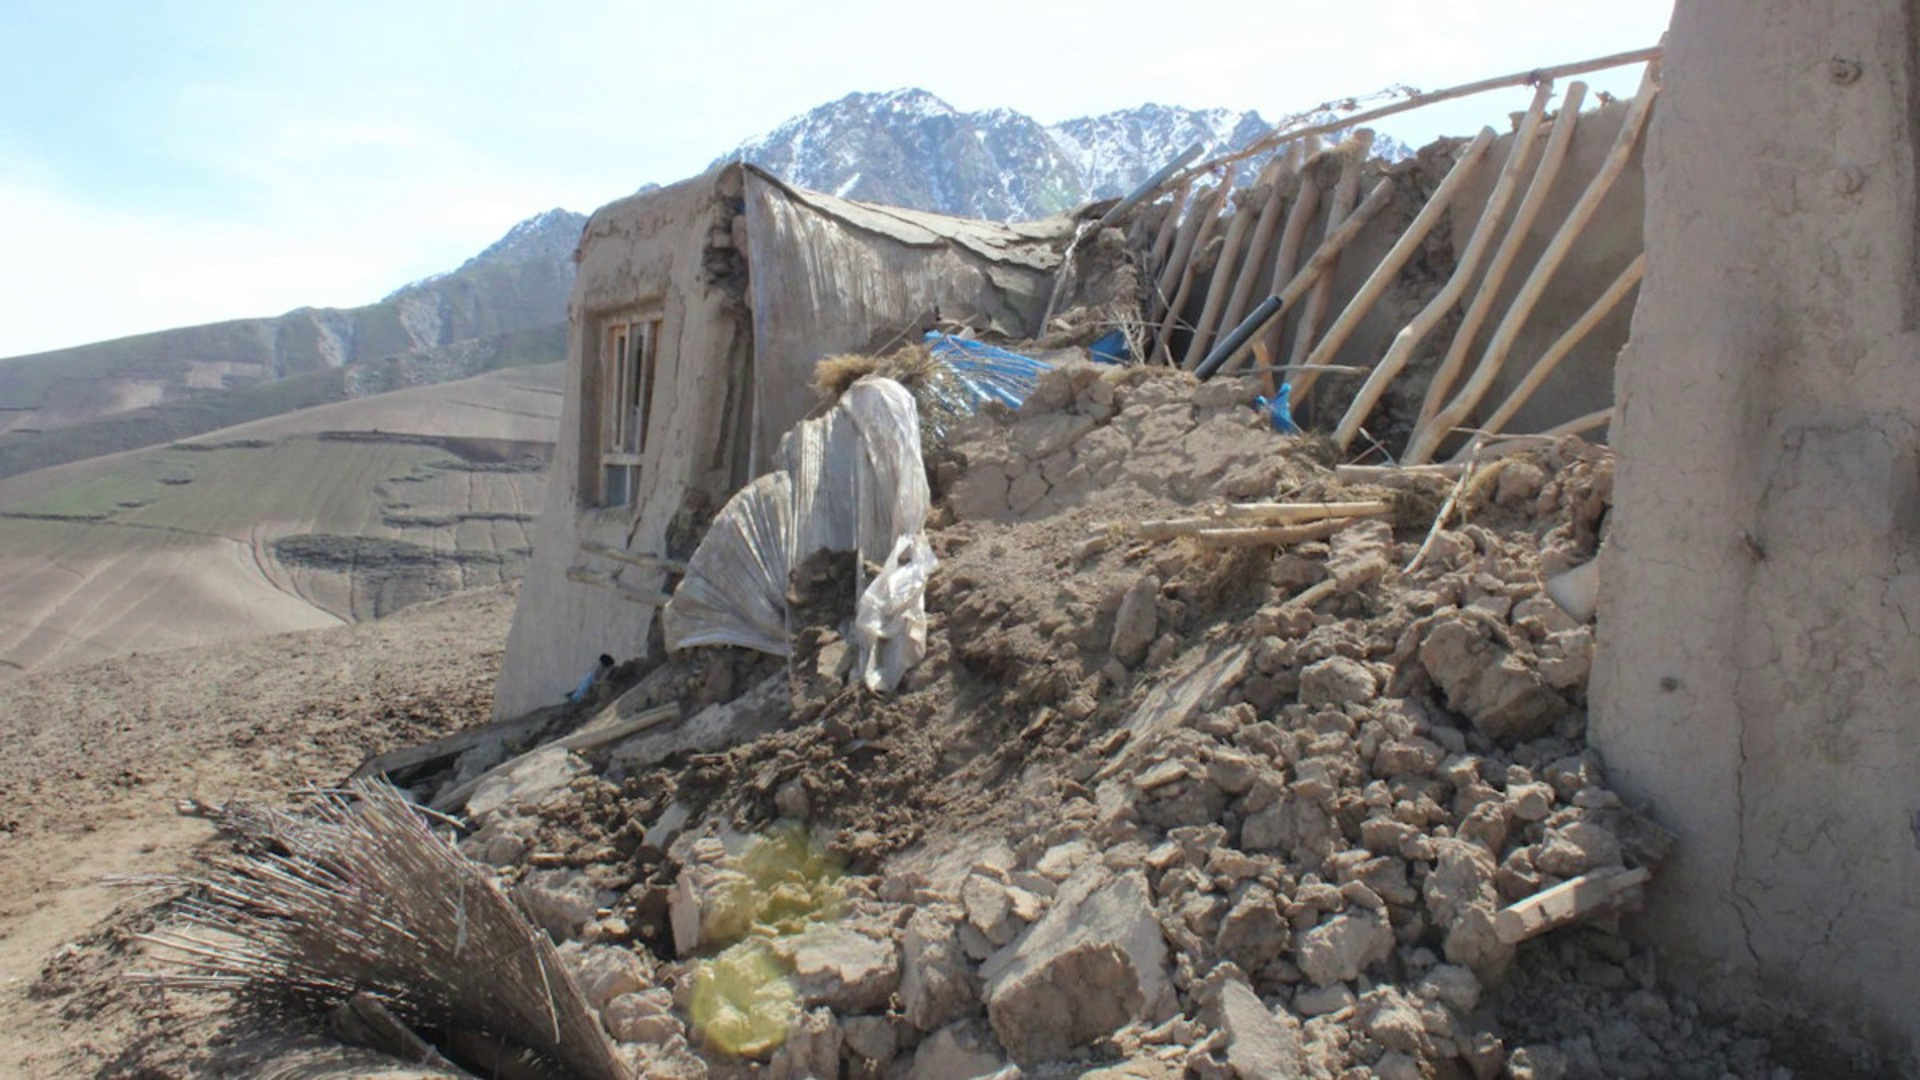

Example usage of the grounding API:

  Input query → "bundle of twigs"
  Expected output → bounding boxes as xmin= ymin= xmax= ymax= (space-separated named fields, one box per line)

xmin=136 ymin=780 xmax=629 ymax=1080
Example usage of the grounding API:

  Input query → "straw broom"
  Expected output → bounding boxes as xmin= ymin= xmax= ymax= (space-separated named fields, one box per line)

xmin=136 ymin=780 xmax=631 ymax=1080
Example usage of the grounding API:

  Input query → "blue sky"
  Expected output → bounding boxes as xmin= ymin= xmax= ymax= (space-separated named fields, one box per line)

xmin=0 ymin=0 xmax=1673 ymax=358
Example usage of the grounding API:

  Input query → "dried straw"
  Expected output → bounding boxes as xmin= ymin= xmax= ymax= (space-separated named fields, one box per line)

xmin=136 ymin=780 xmax=630 ymax=1080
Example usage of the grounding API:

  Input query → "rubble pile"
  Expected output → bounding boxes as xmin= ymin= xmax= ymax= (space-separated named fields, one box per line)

xmin=244 ymin=365 xmax=1797 ymax=1078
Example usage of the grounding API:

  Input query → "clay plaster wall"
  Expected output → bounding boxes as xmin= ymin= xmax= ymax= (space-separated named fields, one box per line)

xmin=497 ymin=169 xmax=1065 ymax=717
xmin=1595 ymin=0 xmax=1920 ymax=1068
xmin=496 ymin=168 xmax=751 ymax=718
xmin=740 ymin=172 xmax=1065 ymax=468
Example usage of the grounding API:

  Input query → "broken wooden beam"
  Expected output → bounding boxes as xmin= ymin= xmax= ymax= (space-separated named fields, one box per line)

xmin=1335 ymin=463 xmax=1467 ymax=486
xmin=1283 ymin=131 xmax=1372 ymax=390
xmin=432 ymin=703 xmax=683 ymax=813
xmin=1154 ymin=175 xmax=1236 ymax=363
xmin=1128 ymin=500 xmax=1392 ymax=539
xmin=1190 ymin=518 xmax=1360 ymax=548
xmin=1413 ymin=82 xmax=1589 ymax=439
xmin=1494 ymin=866 xmax=1652 ymax=945
xmin=1480 ymin=252 xmax=1645 ymax=438
xmin=1257 ymin=145 xmax=1324 ymax=393
xmin=348 ymin=705 xmax=567 ymax=783
xmin=1167 ymin=45 xmax=1661 ymax=189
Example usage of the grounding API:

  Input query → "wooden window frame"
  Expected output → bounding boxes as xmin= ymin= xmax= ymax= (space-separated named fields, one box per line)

xmin=597 ymin=312 xmax=663 ymax=508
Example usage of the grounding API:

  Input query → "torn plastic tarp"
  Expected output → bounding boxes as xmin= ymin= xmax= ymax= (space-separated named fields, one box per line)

xmin=924 ymin=332 xmax=1052 ymax=412
xmin=662 ymin=377 xmax=936 ymax=692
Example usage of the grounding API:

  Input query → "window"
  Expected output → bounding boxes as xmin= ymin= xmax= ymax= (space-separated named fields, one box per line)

xmin=600 ymin=315 xmax=661 ymax=507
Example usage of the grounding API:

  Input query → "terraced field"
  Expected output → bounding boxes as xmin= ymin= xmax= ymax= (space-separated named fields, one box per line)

xmin=0 ymin=365 xmax=562 ymax=674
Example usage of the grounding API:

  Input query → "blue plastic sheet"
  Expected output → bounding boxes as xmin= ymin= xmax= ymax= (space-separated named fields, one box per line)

xmin=1088 ymin=329 xmax=1131 ymax=365
xmin=1254 ymin=383 xmax=1299 ymax=434
xmin=924 ymin=332 xmax=1053 ymax=412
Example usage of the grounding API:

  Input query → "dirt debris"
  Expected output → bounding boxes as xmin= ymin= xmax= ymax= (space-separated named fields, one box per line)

xmin=124 ymin=366 xmax=1814 ymax=1079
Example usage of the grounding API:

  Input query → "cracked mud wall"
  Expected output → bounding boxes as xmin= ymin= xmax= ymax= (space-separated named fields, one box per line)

xmin=1595 ymin=0 xmax=1920 ymax=1067
xmin=496 ymin=168 xmax=753 ymax=718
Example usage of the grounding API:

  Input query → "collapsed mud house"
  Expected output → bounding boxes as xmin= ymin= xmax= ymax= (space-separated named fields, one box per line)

xmin=496 ymin=164 xmax=1070 ymax=718
xmin=138 ymin=9 xmax=1920 ymax=1078
xmin=498 ymin=76 xmax=1652 ymax=720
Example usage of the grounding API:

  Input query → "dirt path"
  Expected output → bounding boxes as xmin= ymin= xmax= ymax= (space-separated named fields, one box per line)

xmin=0 ymin=584 xmax=519 ymax=1077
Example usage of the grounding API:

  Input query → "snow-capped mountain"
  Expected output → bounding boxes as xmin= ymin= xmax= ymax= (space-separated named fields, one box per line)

xmin=720 ymin=89 xmax=1415 ymax=221
xmin=725 ymin=90 xmax=1082 ymax=221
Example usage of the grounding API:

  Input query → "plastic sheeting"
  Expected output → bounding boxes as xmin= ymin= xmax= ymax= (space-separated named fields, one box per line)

xmin=662 ymin=377 xmax=936 ymax=692
xmin=923 ymin=332 xmax=1053 ymax=412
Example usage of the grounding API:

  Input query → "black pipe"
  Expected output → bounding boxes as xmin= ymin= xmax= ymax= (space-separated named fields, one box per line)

xmin=1195 ymin=294 xmax=1285 ymax=380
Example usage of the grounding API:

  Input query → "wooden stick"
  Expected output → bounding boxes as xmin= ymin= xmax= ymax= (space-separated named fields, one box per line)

xmin=1296 ymin=127 xmax=1497 ymax=403
xmin=1192 ymin=518 xmax=1360 ymax=548
xmin=1539 ymin=405 xmax=1613 ymax=439
xmin=1335 ymin=463 xmax=1466 ymax=485
xmin=1216 ymin=499 xmax=1394 ymax=522
xmin=1180 ymin=186 xmax=1263 ymax=367
xmin=1154 ymin=177 xmax=1235 ymax=363
xmin=1284 ymin=132 xmax=1372 ymax=386
xmin=1149 ymin=183 xmax=1192 ymax=276
xmin=348 ymin=707 xmax=562 ymax=783
xmin=1407 ymin=64 xmax=1659 ymax=464
xmin=1404 ymin=445 xmax=1480 ymax=574
xmin=1207 ymin=178 xmax=1399 ymax=377
xmin=1332 ymin=82 xmax=1556 ymax=451
xmin=1480 ymin=253 xmax=1644 ymax=437
xmin=1216 ymin=151 xmax=1302 ymax=366
xmin=1128 ymin=503 xmax=1390 ymax=541
xmin=1257 ymin=158 xmax=1324 ymax=387
xmin=1152 ymin=178 xmax=1226 ymax=328
xmin=1040 ymin=220 xmax=1095 ymax=328
xmin=1414 ymin=82 xmax=1589 ymax=438
xmin=1167 ymin=46 xmax=1660 ymax=190
xmin=1494 ymin=866 xmax=1651 ymax=945
xmin=1132 ymin=501 xmax=1391 ymax=539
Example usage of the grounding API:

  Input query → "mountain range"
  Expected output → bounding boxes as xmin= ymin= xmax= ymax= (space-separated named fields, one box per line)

xmin=0 ymin=85 xmax=1425 ymax=675
xmin=0 ymin=88 xmax=1418 ymax=476
xmin=721 ymin=88 xmax=1414 ymax=221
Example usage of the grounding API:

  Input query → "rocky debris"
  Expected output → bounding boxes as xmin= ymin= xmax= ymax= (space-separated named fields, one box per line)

xmin=901 ymin=904 xmax=979 ymax=1032
xmin=1208 ymin=972 xmax=1303 ymax=1078
xmin=517 ymin=869 xmax=615 ymax=943
xmin=313 ymin=373 xmax=1792 ymax=1079
xmin=979 ymin=863 xmax=1174 ymax=1064
xmin=1110 ymin=573 xmax=1160 ymax=667
xmin=465 ymin=745 xmax=587 ymax=821
xmin=1414 ymin=611 xmax=1568 ymax=743
xmin=1297 ymin=910 xmax=1395 ymax=986
xmin=771 ymin=923 xmax=900 ymax=1014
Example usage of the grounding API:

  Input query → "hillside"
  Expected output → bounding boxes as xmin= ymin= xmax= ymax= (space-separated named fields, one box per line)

xmin=0 ymin=363 xmax=561 ymax=675
xmin=723 ymin=89 xmax=1415 ymax=220
xmin=0 ymin=209 xmax=584 ymax=443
